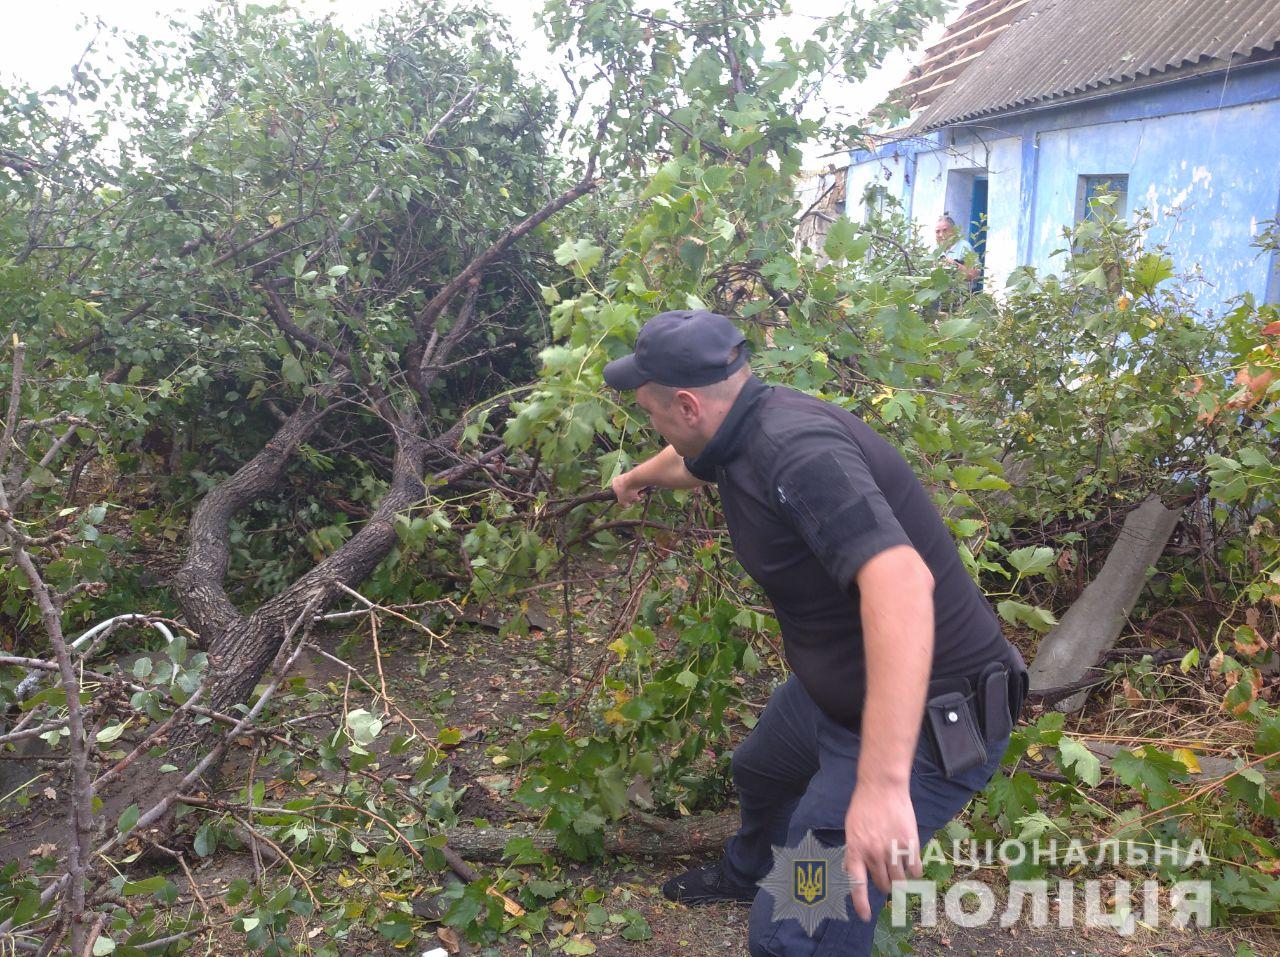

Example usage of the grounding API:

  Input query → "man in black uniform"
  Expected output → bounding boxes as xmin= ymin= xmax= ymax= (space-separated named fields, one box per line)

xmin=604 ymin=309 xmax=1027 ymax=956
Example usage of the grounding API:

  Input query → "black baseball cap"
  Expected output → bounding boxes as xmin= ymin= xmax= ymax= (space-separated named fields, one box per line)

xmin=603 ymin=309 xmax=748 ymax=390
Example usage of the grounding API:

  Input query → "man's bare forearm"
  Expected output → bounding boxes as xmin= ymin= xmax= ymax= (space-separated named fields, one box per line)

xmin=843 ymin=545 xmax=935 ymax=914
xmin=855 ymin=545 xmax=935 ymax=787
xmin=616 ymin=444 xmax=709 ymax=496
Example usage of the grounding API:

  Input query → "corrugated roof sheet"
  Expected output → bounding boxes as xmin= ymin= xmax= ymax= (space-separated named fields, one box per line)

xmin=892 ymin=0 xmax=1030 ymax=113
xmin=910 ymin=0 xmax=1280 ymax=133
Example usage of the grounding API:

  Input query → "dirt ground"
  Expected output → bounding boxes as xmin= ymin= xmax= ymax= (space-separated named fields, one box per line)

xmin=315 ymin=593 xmax=1279 ymax=957
xmin=7 ymin=579 xmax=1278 ymax=956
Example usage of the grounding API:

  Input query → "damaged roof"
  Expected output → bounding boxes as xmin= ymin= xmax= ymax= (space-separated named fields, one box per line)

xmin=908 ymin=0 xmax=1280 ymax=133
xmin=893 ymin=0 xmax=1032 ymax=114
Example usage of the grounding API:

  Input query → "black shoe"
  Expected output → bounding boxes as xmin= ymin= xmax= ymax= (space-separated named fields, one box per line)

xmin=661 ymin=860 xmax=758 ymax=905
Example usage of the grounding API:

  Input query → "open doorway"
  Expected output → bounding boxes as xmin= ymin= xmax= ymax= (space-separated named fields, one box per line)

xmin=968 ymin=176 xmax=988 ymax=291
xmin=944 ymin=168 xmax=988 ymax=290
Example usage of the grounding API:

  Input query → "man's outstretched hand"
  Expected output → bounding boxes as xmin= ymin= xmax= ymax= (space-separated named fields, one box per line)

xmin=611 ymin=472 xmax=644 ymax=507
xmin=843 ymin=780 xmax=923 ymax=922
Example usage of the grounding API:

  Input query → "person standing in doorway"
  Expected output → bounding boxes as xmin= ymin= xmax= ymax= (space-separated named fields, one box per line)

xmin=935 ymin=214 xmax=981 ymax=290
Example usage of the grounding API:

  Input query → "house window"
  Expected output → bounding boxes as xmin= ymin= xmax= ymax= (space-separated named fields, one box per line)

xmin=1076 ymin=174 xmax=1129 ymax=223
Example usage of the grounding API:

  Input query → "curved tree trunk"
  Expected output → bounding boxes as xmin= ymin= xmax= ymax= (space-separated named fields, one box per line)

xmin=174 ymin=378 xmax=348 ymax=645
xmin=168 ymin=403 xmax=432 ymax=760
xmin=146 ymin=170 xmax=601 ymax=792
xmin=201 ymin=427 xmax=430 ymax=720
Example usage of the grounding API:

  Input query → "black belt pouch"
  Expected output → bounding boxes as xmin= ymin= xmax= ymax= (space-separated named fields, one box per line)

xmin=923 ymin=688 xmax=987 ymax=779
xmin=978 ymin=660 xmax=1014 ymax=744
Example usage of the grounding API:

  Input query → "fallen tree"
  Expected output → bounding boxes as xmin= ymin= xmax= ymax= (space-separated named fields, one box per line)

xmin=0 ymin=5 xmax=613 ymax=947
xmin=1 ymin=1 xmax=956 ymax=949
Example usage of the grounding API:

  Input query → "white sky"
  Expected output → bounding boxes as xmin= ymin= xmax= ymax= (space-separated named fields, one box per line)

xmin=1 ymin=0 xmax=945 ymax=165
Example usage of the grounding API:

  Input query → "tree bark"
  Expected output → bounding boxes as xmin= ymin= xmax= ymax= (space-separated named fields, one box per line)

xmin=174 ymin=378 xmax=348 ymax=646
xmin=159 ymin=163 xmax=602 ymax=780
xmin=443 ymin=810 xmax=741 ymax=863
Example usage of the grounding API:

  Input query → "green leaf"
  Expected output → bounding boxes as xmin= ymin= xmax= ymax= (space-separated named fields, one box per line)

xmin=935 ymin=316 xmax=975 ymax=339
xmin=281 ymin=354 xmax=305 ymax=386
xmin=1015 ymin=810 xmax=1053 ymax=841
xmin=443 ymin=885 xmax=487 ymax=929
xmin=562 ymin=939 xmax=596 ymax=955
xmin=985 ymin=770 xmax=1040 ymax=823
xmin=553 ymin=238 xmax=603 ymax=274
xmin=526 ymin=878 xmax=565 ymax=898
xmin=677 ymin=239 xmax=707 ymax=272
xmin=95 ymin=722 xmax=127 ymax=744
xmin=1007 ymin=546 xmax=1055 ymax=577
xmin=373 ymin=910 xmax=409 ymax=941
xmin=345 ymin=708 xmax=383 ymax=746
xmin=1111 ymin=747 xmax=1184 ymax=809
xmin=570 ymin=808 xmax=606 ymax=835
xmin=92 ymin=937 xmax=116 ymax=956
xmin=122 ymin=875 xmax=168 ymax=897
xmin=26 ymin=466 xmax=57 ymax=488
xmin=1058 ymin=736 xmax=1101 ymax=786
xmin=193 ymin=823 xmax=217 ymax=857
xmin=1078 ymin=265 xmax=1108 ymax=289
xmin=823 ymin=217 xmax=867 ymax=261
xmin=503 ymin=836 xmax=547 ymax=865
xmin=117 ymin=803 xmax=139 ymax=835
xmin=1131 ymin=253 xmax=1174 ymax=293
xmin=619 ymin=909 xmax=653 ymax=941
xmin=674 ymin=670 xmax=698 ymax=689
xmin=701 ymin=165 xmax=734 ymax=192
xmin=950 ymin=465 xmax=1009 ymax=491
xmin=996 ymin=599 xmax=1058 ymax=633
xmin=437 ymin=727 xmax=462 ymax=746
xmin=326 ymin=264 xmax=349 ymax=278
xmin=641 ymin=157 xmax=683 ymax=199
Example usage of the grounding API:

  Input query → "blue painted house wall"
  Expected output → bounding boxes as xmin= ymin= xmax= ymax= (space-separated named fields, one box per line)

xmin=846 ymin=59 xmax=1280 ymax=312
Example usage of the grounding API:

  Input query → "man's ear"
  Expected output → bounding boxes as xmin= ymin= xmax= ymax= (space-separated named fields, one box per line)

xmin=674 ymin=388 xmax=701 ymax=423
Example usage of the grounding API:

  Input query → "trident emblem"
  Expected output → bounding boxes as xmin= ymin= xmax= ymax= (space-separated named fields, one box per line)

xmin=793 ymin=860 xmax=827 ymax=905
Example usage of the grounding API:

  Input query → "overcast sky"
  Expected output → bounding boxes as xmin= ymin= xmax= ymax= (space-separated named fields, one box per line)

xmin=1 ymin=0 xmax=944 ymax=166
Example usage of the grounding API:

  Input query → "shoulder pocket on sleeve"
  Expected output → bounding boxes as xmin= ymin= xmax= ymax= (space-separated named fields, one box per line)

xmin=776 ymin=450 xmax=881 ymax=570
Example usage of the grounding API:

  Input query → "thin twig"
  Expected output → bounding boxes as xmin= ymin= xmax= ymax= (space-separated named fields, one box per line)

xmin=333 ymin=581 xmax=452 ymax=648
xmin=229 ymin=813 xmax=318 ymax=907
xmin=0 ymin=374 xmax=94 ymax=955
xmin=88 ymin=603 xmax=319 ymax=865
xmin=0 ymin=336 xmax=25 ymax=474
xmin=368 ymin=610 xmax=390 ymax=717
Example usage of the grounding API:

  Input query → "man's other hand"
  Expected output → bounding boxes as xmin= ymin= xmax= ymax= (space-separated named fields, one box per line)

xmin=843 ymin=779 xmax=923 ymax=921
xmin=612 ymin=471 xmax=643 ymax=506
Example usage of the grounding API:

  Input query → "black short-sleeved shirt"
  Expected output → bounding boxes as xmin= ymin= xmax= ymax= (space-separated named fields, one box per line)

xmin=684 ymin=375 xmax=1012 ymax=729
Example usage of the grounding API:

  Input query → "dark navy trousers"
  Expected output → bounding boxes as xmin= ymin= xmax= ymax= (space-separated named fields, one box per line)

xmin=721 ymin=675 xmax=1010 ymax=956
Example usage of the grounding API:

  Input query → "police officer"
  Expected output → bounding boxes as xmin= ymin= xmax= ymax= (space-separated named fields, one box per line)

xmin=605 ymin=309 xmax=1027 ymax=956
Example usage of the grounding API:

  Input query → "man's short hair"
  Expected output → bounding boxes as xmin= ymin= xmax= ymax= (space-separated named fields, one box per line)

xmin=646 ymin=346 xmax=749 ymax=406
